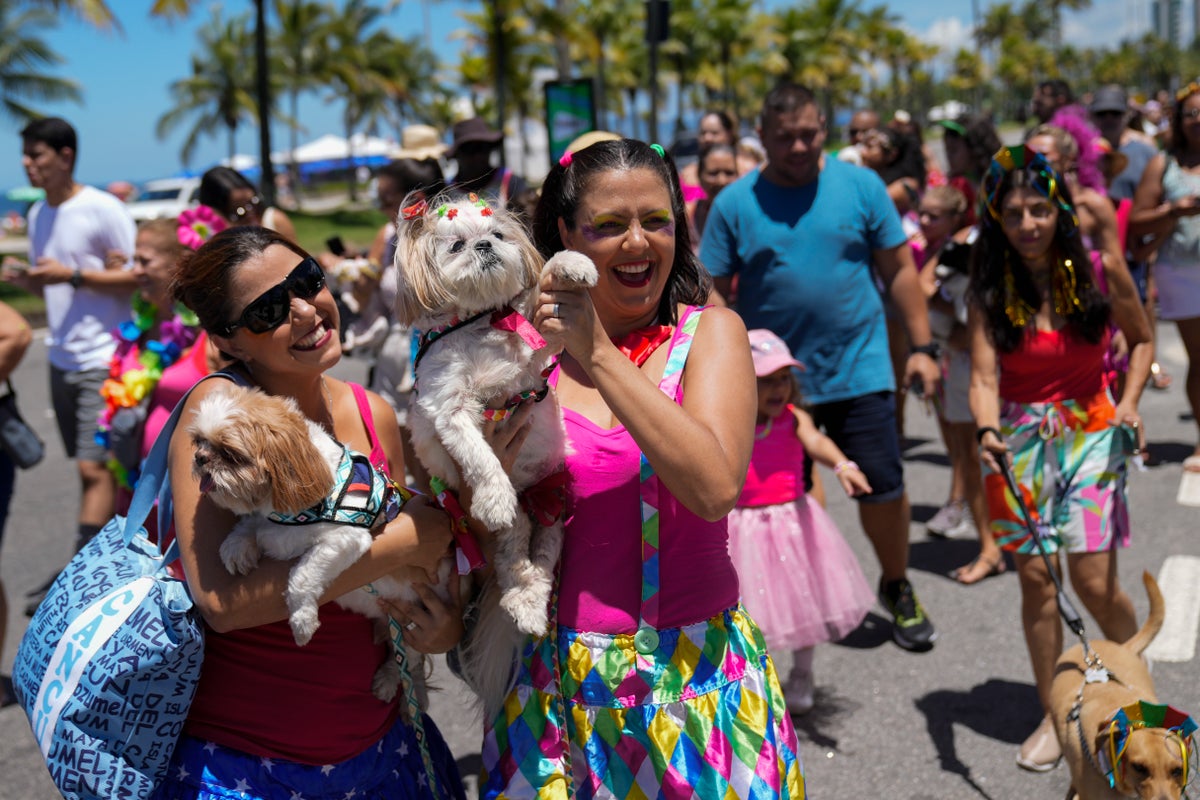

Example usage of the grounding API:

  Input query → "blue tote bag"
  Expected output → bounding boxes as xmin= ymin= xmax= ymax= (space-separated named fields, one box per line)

xmin=13 ymin=372 xmax=243 ymax=800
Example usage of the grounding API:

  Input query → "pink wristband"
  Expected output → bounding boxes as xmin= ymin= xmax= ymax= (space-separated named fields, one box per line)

xmin=833 ymin=460 xmax=860 ymax=475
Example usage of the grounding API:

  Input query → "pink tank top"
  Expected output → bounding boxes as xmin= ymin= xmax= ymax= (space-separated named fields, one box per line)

xmin=555 ymin=310 xmax=740 ymax=632
xmin=738 ymin=409 xmax=805 ymax=508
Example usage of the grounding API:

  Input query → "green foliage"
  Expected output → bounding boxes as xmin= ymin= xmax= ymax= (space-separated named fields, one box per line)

xmin=289 ymin=208 xmax=387 ymax=257
xmin=0 ymin=3 xmax=83 ymax=125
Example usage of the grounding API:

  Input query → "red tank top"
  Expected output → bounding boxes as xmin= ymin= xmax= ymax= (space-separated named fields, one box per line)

xmin=184 ymin=383 xmax=398 ymax=764
xmin=998 ymin=327 xmax=1110 ymax=403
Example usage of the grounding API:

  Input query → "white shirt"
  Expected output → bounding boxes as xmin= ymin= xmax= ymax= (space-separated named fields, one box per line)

xmin=27 ymin=185 xmax=137 ymax=371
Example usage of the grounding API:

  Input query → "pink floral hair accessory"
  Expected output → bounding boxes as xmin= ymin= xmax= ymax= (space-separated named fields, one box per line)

xmin=176 ymin=205 xmax=227 ymax=251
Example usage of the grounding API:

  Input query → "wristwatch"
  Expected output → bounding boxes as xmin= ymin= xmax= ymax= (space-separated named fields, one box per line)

xmin=910 ymin=341 xmax=941 ymax=360
xmin=69 ymin=269 xmax=84 ymax=289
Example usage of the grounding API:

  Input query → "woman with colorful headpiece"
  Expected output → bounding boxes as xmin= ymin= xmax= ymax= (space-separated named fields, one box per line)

xmin=1130 ymin=80 xmax=1200 ymax=471
xmin=967 ymin=145 xmax=1152 ymax=773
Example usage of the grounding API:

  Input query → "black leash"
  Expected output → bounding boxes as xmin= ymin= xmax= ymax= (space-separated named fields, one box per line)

xmin=993 ymin=454 xmax=1090 ymax=648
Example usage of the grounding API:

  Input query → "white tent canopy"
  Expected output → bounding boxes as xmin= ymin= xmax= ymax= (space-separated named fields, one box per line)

xmin=273 ymin=133 xmax=396 ymax=165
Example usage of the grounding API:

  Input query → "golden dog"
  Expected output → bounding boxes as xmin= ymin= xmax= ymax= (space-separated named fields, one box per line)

xmin=1050 ymin=572 xmax=1195 ymax=800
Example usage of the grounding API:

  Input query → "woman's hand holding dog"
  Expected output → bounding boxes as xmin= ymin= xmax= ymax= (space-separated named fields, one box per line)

xmin=376 ymin=582 xmax=465 ymax=654
xmin=386 ymin=494 xmax=456 ymax=580
xmin=535 ymin=269 xmax=608 ymax=368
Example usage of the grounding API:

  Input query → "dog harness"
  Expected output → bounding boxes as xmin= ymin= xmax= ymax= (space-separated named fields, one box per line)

xmin=267 ymin=445 xmax=406 ymax=528
xmin=413 ymin=303 xmax=554 ymax=421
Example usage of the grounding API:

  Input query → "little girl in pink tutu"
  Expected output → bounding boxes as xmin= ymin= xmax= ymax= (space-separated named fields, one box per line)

xmin=730 ymin=329 xmax=877 ymax=715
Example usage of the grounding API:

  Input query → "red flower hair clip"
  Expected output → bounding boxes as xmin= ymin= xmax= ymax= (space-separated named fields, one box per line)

xmin=401 ymin=200 xmax=428 ymax=220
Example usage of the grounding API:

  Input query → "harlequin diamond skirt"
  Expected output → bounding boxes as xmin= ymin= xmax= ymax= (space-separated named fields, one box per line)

xmin=480 ymin=605 xmax=806 ymax=799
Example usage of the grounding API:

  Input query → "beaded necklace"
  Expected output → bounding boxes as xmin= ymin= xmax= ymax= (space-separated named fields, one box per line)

xmin=98 ymin=292 xmax=201 ymax=488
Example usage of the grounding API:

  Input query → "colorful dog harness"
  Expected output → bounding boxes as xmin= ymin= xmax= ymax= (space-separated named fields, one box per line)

xmin=267 ymin=445 xmax=402 ymax=528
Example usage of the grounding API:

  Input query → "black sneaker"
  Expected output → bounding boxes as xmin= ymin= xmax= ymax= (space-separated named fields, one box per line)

xmin=879 ymin=578 xmax=937 ymax=651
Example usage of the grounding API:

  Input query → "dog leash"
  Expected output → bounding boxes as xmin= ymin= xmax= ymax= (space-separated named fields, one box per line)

xmin=994 ymin=454 xmax=1096 ymax=661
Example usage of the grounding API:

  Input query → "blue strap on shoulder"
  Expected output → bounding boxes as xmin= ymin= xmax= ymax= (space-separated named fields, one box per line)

xmin=123 ymin=371 xmax=249 ymax=562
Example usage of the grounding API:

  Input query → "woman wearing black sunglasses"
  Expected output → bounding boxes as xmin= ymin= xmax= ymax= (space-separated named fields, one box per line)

xmin=156 ymin=226 xmax=469 ymax=800
xmin=199 ymin=165 xmax=298 ymax=244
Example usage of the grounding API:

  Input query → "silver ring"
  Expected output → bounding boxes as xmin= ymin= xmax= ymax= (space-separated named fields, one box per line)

xmin=553 ymin=302 xmax=562 ymax=318
xmin=404 ymin=621 xmax=418 ymax=631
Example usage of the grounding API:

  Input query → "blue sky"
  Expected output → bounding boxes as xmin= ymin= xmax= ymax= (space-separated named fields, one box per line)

xmin=0 ymin=0 xmax=1158 ymax=192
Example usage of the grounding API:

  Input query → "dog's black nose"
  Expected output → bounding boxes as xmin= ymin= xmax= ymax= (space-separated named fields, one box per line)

xmin=194 ymin=451 xmax=209 ymax=468
xmin=474 ymin=239 xmax=493 ymax=252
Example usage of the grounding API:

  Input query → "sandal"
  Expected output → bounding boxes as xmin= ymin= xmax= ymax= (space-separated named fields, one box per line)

xmin=1150 ymin=362 xmax=1172 ymax=390
xmin=952 ymin=553 xmax=1006 ymax=585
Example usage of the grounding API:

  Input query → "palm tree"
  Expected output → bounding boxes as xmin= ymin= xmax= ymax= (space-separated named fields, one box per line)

xmin=319 ymin=0 xmax=392 ymax=201
xmin=771 ymin=0 xmax=870 ymax=126
xmin=0 ymin=3 xmax=82 ymax=124
xmin=271 ymin=0 xmax=333 ymax=209
xmin=155 ymin=9 xmax=259 ymax=167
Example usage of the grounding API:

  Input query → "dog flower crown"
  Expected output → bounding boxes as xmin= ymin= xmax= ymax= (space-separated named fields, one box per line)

xmin=401 ymin=193 xmax=494 ymax=221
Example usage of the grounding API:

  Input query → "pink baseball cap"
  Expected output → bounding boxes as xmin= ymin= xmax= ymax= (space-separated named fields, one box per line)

xmin=748 ymin=329 xmax=805 ymax=377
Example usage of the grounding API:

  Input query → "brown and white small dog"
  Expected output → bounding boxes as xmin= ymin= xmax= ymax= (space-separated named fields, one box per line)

xmin=1050 ymin=572 xmax=1193 ymax=800
xmin=188 ymin=383 xmax=447 ymax=700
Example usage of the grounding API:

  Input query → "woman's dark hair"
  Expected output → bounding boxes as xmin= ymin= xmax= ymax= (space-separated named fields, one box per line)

xmin=172 ymin=225 xmax=308 ymax=336
xmin=1168 ymin=83 xmax=1200 ymax=159
xmin=377 ymin=157 xmax=444 ymax=196
xmin=697 ymin=142 xmax=737 ymax=175
xmin=968 ymin=153 xmax=1109 ymax=353
xmin=873 ymin=129 xmax=926 ymax=189
xmin=533 ymin=138 xmax=711 ymax=325
xmin=699 ymin=110 xmax=737 ymax=143
xmin=945 ymin=114 xmax=1003 ymax=179
xmin=198 ymin=166 xmax=258 ymax=214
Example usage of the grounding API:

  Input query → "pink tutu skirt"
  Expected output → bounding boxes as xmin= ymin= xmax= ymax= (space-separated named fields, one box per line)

xmin=728 ymin=498 xmax=874 ymax=651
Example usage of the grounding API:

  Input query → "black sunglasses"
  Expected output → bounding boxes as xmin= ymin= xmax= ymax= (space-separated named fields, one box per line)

xmin=217 ymin=257 xmax=326 ymax=337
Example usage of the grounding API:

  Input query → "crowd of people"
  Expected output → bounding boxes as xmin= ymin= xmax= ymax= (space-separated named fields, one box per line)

xmin=0 ymin=71 xmax=1194 ymax=796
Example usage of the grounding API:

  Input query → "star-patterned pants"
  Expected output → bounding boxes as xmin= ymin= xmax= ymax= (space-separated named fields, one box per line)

xmin=150 ymin=713 xmax=465 ymax=800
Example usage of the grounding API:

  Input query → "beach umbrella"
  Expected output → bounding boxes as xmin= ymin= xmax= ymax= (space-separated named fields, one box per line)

xmin=6 ymin=186 xmax=44 ymax=203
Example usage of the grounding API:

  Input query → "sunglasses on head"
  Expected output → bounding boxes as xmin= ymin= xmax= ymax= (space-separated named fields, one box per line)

xmin=229 ymin=195 xmax=261 ymax=222
xmin=216 ymin=257 xmax=326 ymax=337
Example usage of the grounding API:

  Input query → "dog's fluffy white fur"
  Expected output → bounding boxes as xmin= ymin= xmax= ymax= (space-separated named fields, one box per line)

xmin=188 ymin=383 xmax=445 ymax=701
xmin=394 ymin=194 xmax=597 ymax=713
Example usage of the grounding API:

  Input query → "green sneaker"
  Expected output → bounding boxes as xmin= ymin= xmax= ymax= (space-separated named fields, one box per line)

xmin=879 ymin=578 xmax=937 ymax=651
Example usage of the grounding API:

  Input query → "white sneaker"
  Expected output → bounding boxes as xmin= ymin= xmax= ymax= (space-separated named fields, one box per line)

xmin=783 ymin=649 xmax=815 ymax=715
xmin=926 ymin=500 xmax=970 ymax=538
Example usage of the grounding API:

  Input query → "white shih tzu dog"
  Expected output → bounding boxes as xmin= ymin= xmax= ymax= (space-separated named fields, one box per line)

xmin=188 ymin=383 xmax=444 ymax=701
xmin=394 ymin=193 xmax=596 ymax=711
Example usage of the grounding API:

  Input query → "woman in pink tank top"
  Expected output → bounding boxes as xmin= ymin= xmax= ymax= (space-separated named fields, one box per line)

xmin=477 ymin=138 xmax=804 ymax=799
xmin=967 ymin=146 xmax=1152 ymax=773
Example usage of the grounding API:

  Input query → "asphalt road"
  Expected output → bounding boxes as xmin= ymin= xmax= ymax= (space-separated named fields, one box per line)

xmin=2 ymin=323 xmax=1198 ymax=800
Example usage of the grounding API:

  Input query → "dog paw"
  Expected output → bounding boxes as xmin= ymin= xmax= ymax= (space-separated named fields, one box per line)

xmin=501 ymin=586 xmax=550 ymax=636
xmin=469 ymin=483 xmax=518 ymax=531
xmin=289 ymin=605 xmax=320 ymax=646
xmin=544 ymin=250 xmax=598 ymax=288
xmin=372 ymin=657 xmax=401 ymax=702
xmin=218 ymin=535 xmax=261 ymax=575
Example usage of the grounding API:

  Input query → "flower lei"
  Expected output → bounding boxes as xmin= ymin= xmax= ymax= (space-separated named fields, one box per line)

xmin=96 ymin=292 xmax=200 ymax=488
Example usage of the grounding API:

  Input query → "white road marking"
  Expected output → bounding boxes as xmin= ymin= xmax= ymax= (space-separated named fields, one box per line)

xmin=1145 ymin=555 xmax=1200 ymax=663
xmin=1176 ymin=471 xmax=1200 ymax=507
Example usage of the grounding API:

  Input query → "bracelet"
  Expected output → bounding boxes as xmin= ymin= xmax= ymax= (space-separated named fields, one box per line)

xmin=975 ymin=426 xmax=1002 ymax=444
xmin=833 ymin=460 xmax=860 ymax=475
